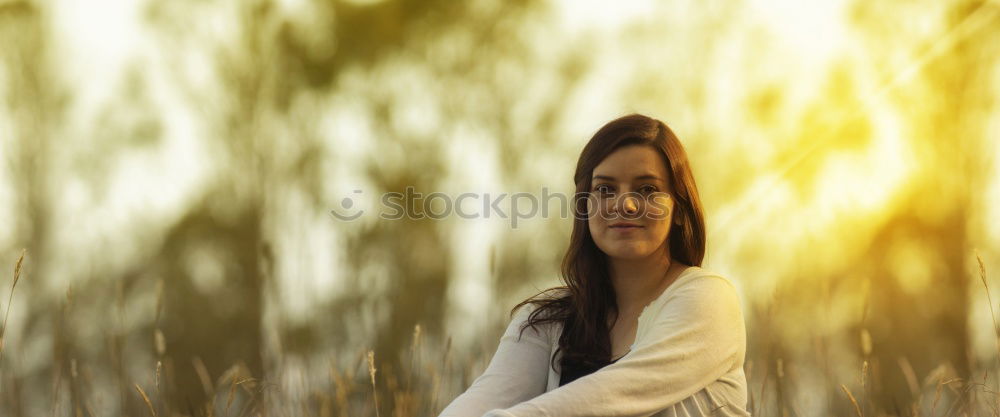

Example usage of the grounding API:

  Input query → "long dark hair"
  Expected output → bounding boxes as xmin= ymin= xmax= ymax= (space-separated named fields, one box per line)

xmin=510 ymin=113 xmax=707 ymax=374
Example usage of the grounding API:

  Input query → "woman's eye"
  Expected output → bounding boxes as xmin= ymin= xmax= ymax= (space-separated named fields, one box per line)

xmin=593 ymin=184 xmax=614 ymax=197
xmin=639 ymin=185 xmax=658 ymax=195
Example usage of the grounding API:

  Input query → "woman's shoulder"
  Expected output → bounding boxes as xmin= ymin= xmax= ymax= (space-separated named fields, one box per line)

xmin=634 ymin=266 xmax=747 ymax=349
xmin=668 ymin=265 xmax=741 ymax=296
xmin=647 ymin=265 xmax=744 ymax=316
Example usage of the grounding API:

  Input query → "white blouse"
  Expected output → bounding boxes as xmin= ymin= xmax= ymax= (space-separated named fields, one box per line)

xmin=438 ymin=266 xmax=751 ymax=417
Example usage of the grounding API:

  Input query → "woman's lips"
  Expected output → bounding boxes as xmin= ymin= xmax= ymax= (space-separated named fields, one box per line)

xmin=609 ymin=224 xmax=644 ymax=231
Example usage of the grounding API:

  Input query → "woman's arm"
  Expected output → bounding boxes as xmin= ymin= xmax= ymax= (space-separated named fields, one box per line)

xmin=437 ymin=303 xmax=552 ymax=417
xmin=482 ymin=276 xmax=746 ymax=417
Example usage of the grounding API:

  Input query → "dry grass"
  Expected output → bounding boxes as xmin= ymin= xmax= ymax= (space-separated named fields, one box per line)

xmin=841 ymin=383 xmax=863 ymax=417
xmin=0 ymin=248 xmax=25 ymax=363
xmin=1 ymin=250 xmax=999 ymax=416
xmin=135 ymin=383 xmax=157 ymax=417
xmin=368 ymin=350 xmax=380 ymax=417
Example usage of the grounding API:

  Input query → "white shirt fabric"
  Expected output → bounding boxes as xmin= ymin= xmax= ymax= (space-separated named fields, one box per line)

xmin=438 ymin=266 xmax=751 ymax=417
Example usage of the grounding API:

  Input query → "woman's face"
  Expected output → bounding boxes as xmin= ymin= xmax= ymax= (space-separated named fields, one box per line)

xmin=587 ymin=145 xmax=675 ymax=261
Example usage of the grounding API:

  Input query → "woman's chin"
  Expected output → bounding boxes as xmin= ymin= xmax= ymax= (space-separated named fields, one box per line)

xmin=603 ymin=246 xmax=655 ymax=260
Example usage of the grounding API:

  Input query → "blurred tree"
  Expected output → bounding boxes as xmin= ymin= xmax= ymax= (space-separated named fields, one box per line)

xmin=142 ymin=0 xmax=574 ymax=414
xmin=0 ymin=2 xmax=69 ymax=416
xmin=847 ymin=0 xmax=999 ymax=412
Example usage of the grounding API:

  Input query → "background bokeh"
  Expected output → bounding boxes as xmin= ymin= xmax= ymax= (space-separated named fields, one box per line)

xmin=1 ymin=0 xmax=999 ymax=415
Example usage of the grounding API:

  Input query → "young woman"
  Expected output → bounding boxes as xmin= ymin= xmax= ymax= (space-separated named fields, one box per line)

xmin=439 ymin=114 xmax=750 ymax=416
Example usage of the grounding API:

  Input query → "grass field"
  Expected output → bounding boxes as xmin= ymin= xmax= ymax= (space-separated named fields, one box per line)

xmin=0 ymin=250 xmax=997 ymax=417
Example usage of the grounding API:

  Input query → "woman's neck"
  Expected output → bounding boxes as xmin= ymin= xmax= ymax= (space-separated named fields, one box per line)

xmin=608 ymin=247 xmax=677 ymax=315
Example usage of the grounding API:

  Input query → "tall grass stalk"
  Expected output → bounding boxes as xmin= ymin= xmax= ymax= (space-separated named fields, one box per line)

xmin=0 ymin=249 xmax=25 ymax=364
xmin=977 ymin=251 xmax=999 ymax=414
xmin=134 ymin=383 xmax=157 ymax=417
xmin=368 ymin=350 xmax=380 ymax=417
xmin=841 ymin=384 xmax=863 ymax=417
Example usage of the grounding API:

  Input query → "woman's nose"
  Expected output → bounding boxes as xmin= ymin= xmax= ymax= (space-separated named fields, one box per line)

xmin=619 ymin=194 xmax=639 ymax=215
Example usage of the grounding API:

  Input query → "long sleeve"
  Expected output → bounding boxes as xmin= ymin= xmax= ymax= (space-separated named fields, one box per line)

xmin=482 ymin=276 xmax=746 ymax=417
xmin=438 ymin=303 xmax=552 ymax=417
